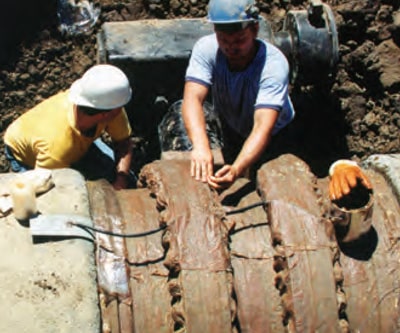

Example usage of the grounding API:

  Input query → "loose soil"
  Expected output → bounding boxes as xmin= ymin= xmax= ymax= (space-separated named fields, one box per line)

xmin=0 ymin=0 xmax=399 ymax=178
xmin=0 ymin=2 xmax=399 ymax=330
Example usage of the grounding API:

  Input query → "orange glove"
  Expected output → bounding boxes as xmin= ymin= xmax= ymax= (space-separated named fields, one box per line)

xmin=329 ymin=160 xmax=372 ymax=201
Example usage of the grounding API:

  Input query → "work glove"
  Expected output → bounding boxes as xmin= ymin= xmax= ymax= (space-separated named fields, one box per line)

xmin=329 ymin=160 xmax=372 ymax=201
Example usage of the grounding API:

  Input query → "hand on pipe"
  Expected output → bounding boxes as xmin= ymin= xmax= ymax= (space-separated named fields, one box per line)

xmin=208 ymin=164 xmax=239 ymax=190
xmin=190 ymin=147 xmax=214 ymax=183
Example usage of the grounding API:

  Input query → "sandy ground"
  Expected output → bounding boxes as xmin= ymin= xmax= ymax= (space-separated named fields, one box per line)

xmin=0 ymin=0 xmax=399 ymax=331
xmin=0 ymin=0 xmax=399 ymax=175
xmin=0 ymin=169 xmax=100 ymax=333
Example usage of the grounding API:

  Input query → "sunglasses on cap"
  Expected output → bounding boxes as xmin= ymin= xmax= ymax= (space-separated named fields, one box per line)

xmin=78 ymin=105 xmax=113 ymax=116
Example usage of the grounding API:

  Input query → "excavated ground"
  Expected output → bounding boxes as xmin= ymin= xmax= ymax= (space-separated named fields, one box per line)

xmin=0 ymin=1 xmax=399 ymax=332
xmin=0 ymin=0 xmax=399 ymax=177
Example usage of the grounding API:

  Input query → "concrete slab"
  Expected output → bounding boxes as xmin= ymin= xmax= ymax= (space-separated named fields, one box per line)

xmin=0 ymin=169 xmax=100 ymax=333
xmin=364 ymin=154 xmax=400 ymax=203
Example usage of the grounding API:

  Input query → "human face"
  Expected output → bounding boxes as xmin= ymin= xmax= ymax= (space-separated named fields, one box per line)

xmin=215 ymin=25 xmax=258 ymax=70
xmin=79 ymin=105 xmax=120 ymax=118
xmin=76 ymin=105 xmax=122 ymax=130
xmin=94 ymin=108 xmax=121 ymax=123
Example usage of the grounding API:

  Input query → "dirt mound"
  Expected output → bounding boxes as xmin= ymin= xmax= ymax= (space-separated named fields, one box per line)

xmin=0 ymin=0 xmax=399 ymax=176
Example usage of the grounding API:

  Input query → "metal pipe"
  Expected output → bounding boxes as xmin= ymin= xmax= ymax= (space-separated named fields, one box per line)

xmin=330 ymin=193 xmax=374 ymax=243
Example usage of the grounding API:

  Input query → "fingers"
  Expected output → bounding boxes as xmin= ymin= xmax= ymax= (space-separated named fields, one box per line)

xmin=206 ymin=161 xmax=213 ymax=182
xmin=208 ymin=165 xmax=236 ymax=190
xmin=194 ymin=161 xmax=206 ymax=182
xmin=329 ymin=176 xmax=346 ymax=201
xmin=190 ymin=148 xmax=213 ymax=183
xmin=358 ymin=171 xmax=373 ymax=190
xmin=345 ymin=171 xmax=358 ymax=189
xmin=191 ymin=159 xmax=212 ymax=183
xmin=345 ymin=168 xmax=373 ymax=194
xmin=330 ymin=167 xmax=373 ymax=201
xmin=339 ymin=174 xmax=352 ymax=197
xmin=214 ymin=165 xmax=230 ymax=178
xmin=191 ymin=160 xmax=201 ymax=180
xmin=329 ymin=170 xmax=352 ymax=201
xmin=207 ymin=176 xmax=222 ymax=190
xmin=208 ymin=175 xmax=230 ymax=190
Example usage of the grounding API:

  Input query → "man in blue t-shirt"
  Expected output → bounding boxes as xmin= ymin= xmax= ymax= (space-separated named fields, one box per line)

xmin=181 ymin=0 xmax=295 ymax=190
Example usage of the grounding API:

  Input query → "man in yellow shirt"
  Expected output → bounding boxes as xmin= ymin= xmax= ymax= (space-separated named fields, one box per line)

xmin=4 ymin=64 xmax=134 ymax=190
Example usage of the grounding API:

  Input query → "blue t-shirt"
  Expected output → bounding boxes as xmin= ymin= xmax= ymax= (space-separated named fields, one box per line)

xmin=186 ymin=34 xmax=295 ymax=138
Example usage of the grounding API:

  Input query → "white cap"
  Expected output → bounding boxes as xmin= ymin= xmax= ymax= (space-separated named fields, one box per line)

xmin=69 ymin=64 xmax=132 ymax=110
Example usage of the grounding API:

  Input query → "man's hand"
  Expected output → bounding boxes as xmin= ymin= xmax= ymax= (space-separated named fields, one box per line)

xmin=190 ymin=147 xmax=214 ymax=182
xmin=208 ymin=164 xmax=239 ymax=190
xmin=329 ymin=161 xmax=372 ymax=201
xmin=113 ymin=137 xmax=133 ymax=190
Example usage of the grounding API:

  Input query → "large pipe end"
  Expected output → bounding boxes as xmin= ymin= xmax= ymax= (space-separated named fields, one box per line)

xmin=280 ymin=2 xmax=339 ymax=85
xmin=330 ymin=186 xmax=374 ymax=243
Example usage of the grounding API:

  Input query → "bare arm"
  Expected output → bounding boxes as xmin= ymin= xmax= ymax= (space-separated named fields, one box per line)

xmin=112 ymin=137 xmax=133 ymax=190
xmin=182 ymin=81 xmax=213 ymax=182
xmin=208 ymin=107 xmax=279 ymax=189
xmin=233 ymin=108 xmax=278 ymax=174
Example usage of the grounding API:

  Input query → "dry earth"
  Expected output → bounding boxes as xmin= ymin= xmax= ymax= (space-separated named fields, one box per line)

xmin=0 ymin=1 xmax=399 ymax=331
xmin=0 ymin=0 xmax=399 ymax=177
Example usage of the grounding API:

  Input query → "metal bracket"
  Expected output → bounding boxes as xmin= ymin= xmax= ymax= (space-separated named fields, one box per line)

xmin=30 ymin=214 xmax=94 ymax=239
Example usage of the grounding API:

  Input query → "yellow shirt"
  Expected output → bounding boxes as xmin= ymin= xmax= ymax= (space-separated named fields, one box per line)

xmin=4 ymin=90 xmax=132 ymax=168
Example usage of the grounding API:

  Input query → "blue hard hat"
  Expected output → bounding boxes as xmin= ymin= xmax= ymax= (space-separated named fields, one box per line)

xmin=207 ymin=0 xmax=259 ymax=24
